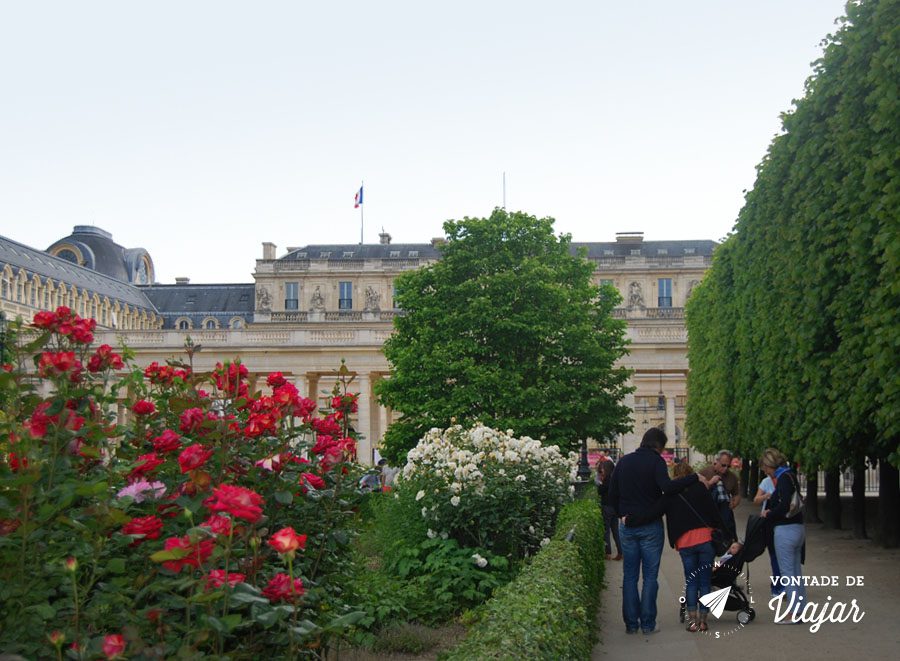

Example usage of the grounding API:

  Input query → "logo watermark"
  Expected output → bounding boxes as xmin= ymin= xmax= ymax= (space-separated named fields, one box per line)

xmin=768 ymin=575 xmax=866 ymax=632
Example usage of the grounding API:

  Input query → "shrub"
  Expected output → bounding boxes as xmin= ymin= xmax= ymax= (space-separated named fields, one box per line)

xmin=442 ymin=498 xmax=604 ymax=660
xmin=0 ymin=309 xmax=368 ymax=659
xmin=397 ymin=424 xmax=577 ymax=558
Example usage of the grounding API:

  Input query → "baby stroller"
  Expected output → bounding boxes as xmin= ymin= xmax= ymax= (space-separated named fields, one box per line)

xmin=679 ymin=515 xmax=768 ymax=625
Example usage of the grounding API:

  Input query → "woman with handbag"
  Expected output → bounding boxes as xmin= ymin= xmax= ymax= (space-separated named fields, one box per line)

xmin=625 ymin=462 xmax=729 ymax=632
xmin=760 ymin=447 xmax=805 ymax=624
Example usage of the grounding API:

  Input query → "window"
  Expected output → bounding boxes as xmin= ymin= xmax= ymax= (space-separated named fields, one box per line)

xmin=684 ymin=247 xmax=695 ymax=255
xmin=339 ymin=281 xmax=353 ymax=309
xmin=229 ymin=317 xmax=244 ymax=329
xmin=284 ymin=282 xmax=299 ymax=310
xmin=392 ymin=283 xmax=400 ymax=308
xmin=205 ymin=319 xmax=217 ymax=330
xmin=177 ymin=319 xmax=191 ymax=330
xmin=658 ymin=278 xmax=673 ymax=307
xmin=319 ymin=251 xmax=331 ymax=259
xmin=408 ymin=250 xmax=418 ymax=258
xmin=342 ymin=251 xmax=354 ymax=258
xmin=630 ymin=249 xmax=641 ymax=256
xmin=389 ymin=250 xmax=401 ymax=258
xmin=603 ymin=249 xmax=615 ymax=256
xmin=657 ymin=248 xmax=668 ymax=255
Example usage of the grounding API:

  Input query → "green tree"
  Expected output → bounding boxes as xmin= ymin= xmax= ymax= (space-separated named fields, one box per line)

xmin=375 ymin=209 xmax=633 ymax=463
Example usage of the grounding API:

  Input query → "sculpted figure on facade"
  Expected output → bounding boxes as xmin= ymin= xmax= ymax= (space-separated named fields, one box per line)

xmin=310 ymin=286 xmax=325 ymax=312
xmin=687 ymin=279 xmax=700 ymax=300
xmin=256 ymin=286 xmax=272 ymax=312
xmin=364 ymin=286 xmax=381 ymax=311
xmin=627 ymin=281 xmax=644 ymax=309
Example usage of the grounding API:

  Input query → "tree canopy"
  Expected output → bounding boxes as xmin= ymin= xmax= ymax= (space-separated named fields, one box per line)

xmin=375 ymin=209 xmax=633 ymax=463
xmin=686 ymin=0 xmax=899 ymax=471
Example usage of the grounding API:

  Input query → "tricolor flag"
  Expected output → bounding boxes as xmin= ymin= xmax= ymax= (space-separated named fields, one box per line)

xmin=354 ymin=185 xmax=364 ymax=208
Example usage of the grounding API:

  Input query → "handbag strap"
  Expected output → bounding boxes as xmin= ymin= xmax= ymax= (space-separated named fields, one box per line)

xmin=678 ymin=493 xmax=714 ymax=529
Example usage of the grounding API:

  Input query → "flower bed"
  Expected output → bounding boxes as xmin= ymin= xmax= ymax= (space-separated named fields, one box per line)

xmin=442 ymin=497 xmax=604 ymax=660
xmin=0 ymin=308 xmax=367 ymax=659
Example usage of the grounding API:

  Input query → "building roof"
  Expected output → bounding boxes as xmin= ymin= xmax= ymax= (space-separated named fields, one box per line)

xmin=0 ymin=233 xmax=157 ymax=310
xmin=571 ymin=240 xmax=717 ymax=258
xmin=280 ymin=243 xmax=442 ymax=260
xmin=46 ymin=226 xmax=154 ymax=284
xmin=141 ymin=283 xmax=256 ymax=314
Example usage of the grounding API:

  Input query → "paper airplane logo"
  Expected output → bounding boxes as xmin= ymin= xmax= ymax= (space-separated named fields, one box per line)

xmin=700 ymin=586 xmax=731 ymax=619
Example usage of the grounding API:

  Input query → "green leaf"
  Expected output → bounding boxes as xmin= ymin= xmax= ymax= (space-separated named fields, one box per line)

xmin=274 ymin=490 xmax=294 ymax=505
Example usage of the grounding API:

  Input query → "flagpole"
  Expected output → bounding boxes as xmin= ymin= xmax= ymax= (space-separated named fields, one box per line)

xmin=502 ymin=172 xmax=506 ymax=209
xmin=360 ymin=180 xmax=364 ymax=245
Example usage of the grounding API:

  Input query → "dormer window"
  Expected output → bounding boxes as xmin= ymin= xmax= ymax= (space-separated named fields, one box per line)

xmin=603 ymin=249 xmax=614 ymax=256
xmin=343 ymin=251 xmax=354 ymax=258
xmin=408 ymin=250 xmax=418 ymax=258
xmin=630 ymin=249 xmax=641 ymax=256
xmin=319 ymin=251 xmax=331 ymax=259
xmin=657 ymin=248 xmax=668 ymax=255
xmin=297 ymin=252 xmax=307 ymax=259
xmin=390 ymin=250 xmax=401 ymax=258
xmin=684 ymin=248 xmax=695 ymax=255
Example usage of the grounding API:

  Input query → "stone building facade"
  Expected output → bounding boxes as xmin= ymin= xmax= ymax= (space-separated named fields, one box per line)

xmin=1 ymin=227 xmax=714 ymax=464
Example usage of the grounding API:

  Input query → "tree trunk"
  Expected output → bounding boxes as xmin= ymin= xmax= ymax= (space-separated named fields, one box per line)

xmin=851 ymin=464 xmax=867 ymax=539
xmin=805 ymin=468 xmax=822 ymax=524
xmin=824 ymin=469 xmax=842 ymax=529
xmin=878 ymin=461 xmax=900 ymax=548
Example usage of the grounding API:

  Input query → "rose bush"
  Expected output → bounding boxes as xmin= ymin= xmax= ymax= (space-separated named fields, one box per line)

xmin=0 ymin=308 xmax=368 ymax=659
xmin=398 ymin=424 xmax=577 ymax=559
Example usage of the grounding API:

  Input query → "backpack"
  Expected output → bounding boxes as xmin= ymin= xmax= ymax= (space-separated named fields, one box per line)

xmin=784 ymin=473 xmax=805 ymax=519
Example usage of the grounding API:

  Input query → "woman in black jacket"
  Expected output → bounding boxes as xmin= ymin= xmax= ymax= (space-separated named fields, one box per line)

xmin=626 ymin=462 xmax=728 ymax=632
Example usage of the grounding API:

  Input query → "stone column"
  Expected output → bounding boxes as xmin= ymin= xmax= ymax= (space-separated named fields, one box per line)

xmin=306 ymin=373 xmax=319 ymax=402
xmin=665 ymin=394 xmax=676 ymax=445
xmin=355 ymin=373 xmax=373 ymax=465
xmin=622 ymin=392 xmax=638 ymax=453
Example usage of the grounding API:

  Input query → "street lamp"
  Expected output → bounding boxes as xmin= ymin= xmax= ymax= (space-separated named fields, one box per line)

xmin=657 ymin=372 xmax=665 ymax=411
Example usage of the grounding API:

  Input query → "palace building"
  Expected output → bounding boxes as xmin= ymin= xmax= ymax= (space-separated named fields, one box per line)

xmin=1 ymin=226 xmax=715 ymax=464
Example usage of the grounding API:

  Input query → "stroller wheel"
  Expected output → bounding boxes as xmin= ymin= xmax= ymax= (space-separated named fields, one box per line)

xmin=679 ymin=603 xmax=685 ymax=623
xmin=737 ymin=610 xmax=752 ymax=625
xmin=748 ymin=608 xmax=756 ymax=621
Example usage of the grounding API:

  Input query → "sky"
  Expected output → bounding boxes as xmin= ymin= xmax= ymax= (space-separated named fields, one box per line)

xmin=0 ymin=0 xmax=850 ymax=284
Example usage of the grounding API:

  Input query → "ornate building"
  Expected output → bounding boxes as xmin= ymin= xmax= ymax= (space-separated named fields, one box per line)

xmin=1 ymin=227 xmax=714 ymax=464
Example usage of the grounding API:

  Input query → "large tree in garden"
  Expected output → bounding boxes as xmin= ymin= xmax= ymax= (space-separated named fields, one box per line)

xmin=686 ymin=0 xmax=899 ymax=546
xmin=375 ymin=209 xmax=633 ymax=463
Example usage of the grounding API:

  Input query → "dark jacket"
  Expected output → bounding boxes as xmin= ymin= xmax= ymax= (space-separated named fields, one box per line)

xmin=765 ymin=469 xmax=804 ymax=527
xmin=626 ymin=481 xmax=730 ymax=548
xmin=607 ymin=447 xmax=698 ymax=520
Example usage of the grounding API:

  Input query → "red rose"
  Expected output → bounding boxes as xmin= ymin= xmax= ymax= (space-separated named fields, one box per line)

xmin=132 ymin=400 xmax=156 ymax=416
xmin=201 ymin=514 xmax=233 ymax=536
xmin=203 ymin=484 xmax=264 ymax=523
xmin=262 ymin=573 xmax=304 ymax=603
xmin=151 ymin=429 xmax=182 ymax=454
xmin=178 ymin=444 xmax=214 ymax=473
xmin=102 ymin=633 xmax=126 ymax=660
xmin=268 ymin=527 xmax=307 ymax=556
xmin=300 ymin=472 xmax=326 ymax=491
xmin=266 ymin=371 xmax=287 ymax=388
xmin=312 ymin=415 xmax=342 ymax=437
xmin=128 ymin=453 xmax=165 ymax=482
xmin=292 ymin=396 xmax=317 ymax=421
xmin=206 ymin=569 xmax=245 ymax=589
xmin=122 ymin=515 xmax=164 ymax=546
xmin=38 ymin=351 xmax=81 ymax=377
xmin=161 ymin=535 xmax=215 ymax=572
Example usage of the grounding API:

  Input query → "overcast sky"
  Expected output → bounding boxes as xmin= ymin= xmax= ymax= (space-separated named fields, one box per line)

xmin=0 ymin=1 xmax=849 ymax=283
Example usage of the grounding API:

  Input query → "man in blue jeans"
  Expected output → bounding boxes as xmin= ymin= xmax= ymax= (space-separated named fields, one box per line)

xmin=608 ymin=428 xmax=709 ymax=634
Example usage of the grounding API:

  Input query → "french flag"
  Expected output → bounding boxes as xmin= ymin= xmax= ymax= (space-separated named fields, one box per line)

xmin=354 ymin=185 xmax=364 ymax=208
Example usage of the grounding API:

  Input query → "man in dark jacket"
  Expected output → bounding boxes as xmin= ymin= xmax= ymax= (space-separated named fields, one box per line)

xmin=608 ymin=428 xmax=710 ymax=634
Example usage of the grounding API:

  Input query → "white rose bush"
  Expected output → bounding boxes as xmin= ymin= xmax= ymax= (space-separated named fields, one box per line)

xmin=397 ymin=424 xmax=577 ymax=559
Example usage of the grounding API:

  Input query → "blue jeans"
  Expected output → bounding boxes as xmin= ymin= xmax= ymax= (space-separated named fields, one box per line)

xmin=773 ymin=524 xmax=806 ymax=615
xmin=619 ymin=519 xmax=665 ymax=632
xmin=678 ymin=541 xmax=715 ymax=613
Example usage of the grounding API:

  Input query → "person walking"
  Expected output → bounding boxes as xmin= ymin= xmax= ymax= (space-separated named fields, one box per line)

xmin=608 ymin=428 xmax=710 ymax=635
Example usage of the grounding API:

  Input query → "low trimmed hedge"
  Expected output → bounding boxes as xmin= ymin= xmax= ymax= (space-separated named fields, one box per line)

xmin=442 ymin=497 xmax=604 ymax=660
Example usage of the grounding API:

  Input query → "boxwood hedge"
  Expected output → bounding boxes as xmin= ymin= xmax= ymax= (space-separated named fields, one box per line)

xmin=442 ymin=497 xmax=604 ymax=660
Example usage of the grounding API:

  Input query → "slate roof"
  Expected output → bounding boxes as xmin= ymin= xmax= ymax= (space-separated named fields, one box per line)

xmin=46 ymin=226 xmax=152 ymax=283
xmin=0 ymin=234 xmax=157 ymax=310
xmin=281 ymin=243 xmax=442 ymax=260
xmin=141 ymin=283 xmax=255 ymax=314
xmin=571 ymin=240 xmax=717 ymax=258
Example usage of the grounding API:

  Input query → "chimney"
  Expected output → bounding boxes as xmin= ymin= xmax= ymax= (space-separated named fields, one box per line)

xmin=615 ymin=232 xmax=644 ymax=243
xmin=262 ymin=242 xmax=277 ymax=260
xmin=431 ymin=237 xmax=446 ymax=247
xmin=175 ymin=277 xmax=190 ymax=285
xmin=379 ymin=232 xmax=392 ymax=245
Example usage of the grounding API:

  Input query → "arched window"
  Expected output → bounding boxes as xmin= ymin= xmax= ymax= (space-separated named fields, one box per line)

xmin=229 ymin=317 xmax=244 ymax=329
xmin=176 ymin=317 xmax=192 ymax=330
xmin=203 ymin=317 xmax=219 ymax=330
